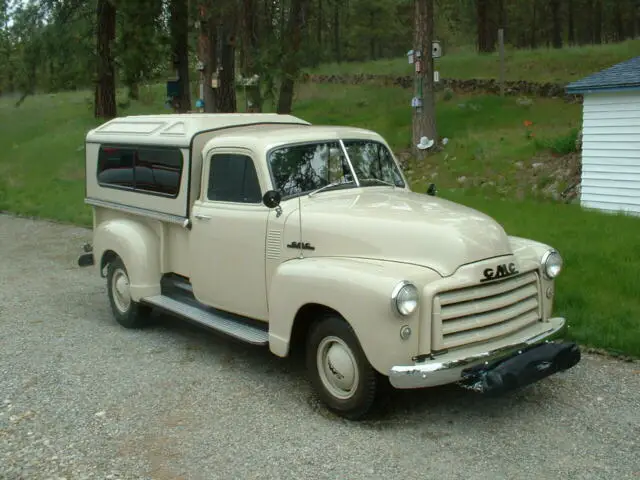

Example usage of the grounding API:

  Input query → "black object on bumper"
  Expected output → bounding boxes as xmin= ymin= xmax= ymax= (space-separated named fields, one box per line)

xmin=459 ymin=341 xmax=581 ymax=395
xmin=78 ymin=253 xmax=94 ymax=267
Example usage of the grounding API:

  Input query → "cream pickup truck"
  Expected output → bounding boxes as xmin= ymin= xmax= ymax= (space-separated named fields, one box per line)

xmin=78 ymin=113 xmax=580 ymax=419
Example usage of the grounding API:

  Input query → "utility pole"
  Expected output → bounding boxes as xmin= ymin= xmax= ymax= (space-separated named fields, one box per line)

xmin=411 ymin=0 xmax=438 ymax=157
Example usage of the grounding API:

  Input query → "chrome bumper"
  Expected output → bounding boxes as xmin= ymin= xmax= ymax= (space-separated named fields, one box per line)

xmin=389 ymin=317 xmax=571 ymax=389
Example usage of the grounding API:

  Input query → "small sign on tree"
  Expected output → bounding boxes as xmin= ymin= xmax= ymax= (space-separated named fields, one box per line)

xmin=411 ymin=0 xmax=438 ymax=158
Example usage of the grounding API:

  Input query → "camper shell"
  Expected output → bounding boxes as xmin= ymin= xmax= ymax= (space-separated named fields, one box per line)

xmin=79 ymin=113 xmax=581 ymax=420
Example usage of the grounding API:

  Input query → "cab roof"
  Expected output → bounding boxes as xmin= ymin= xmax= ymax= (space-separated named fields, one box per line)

xmin=85 ymin=113 xmax=312 ymax=147
xmin=201 ymin=124 xmax=386 ymax=154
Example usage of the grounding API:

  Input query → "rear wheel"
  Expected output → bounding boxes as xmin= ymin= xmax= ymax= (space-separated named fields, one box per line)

xmin=306 ymin=314 xmax=381 ymax=420
xmin=106 ymin=257 xmax=151 ymax=329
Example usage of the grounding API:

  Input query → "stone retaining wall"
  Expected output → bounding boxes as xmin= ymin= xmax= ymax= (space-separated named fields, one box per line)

xmin=300 ymin=73 xmax=582 ymax=102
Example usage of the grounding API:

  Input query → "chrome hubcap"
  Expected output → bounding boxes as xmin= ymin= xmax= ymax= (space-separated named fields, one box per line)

xmin=112 ymin=268 xmax=131 ymax=313
xmin=317 ymin=336 xmax=359 ymax=400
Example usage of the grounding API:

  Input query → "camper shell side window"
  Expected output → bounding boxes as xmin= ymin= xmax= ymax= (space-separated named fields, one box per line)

xmin=97 ymin=145 xmax=184 ymax=198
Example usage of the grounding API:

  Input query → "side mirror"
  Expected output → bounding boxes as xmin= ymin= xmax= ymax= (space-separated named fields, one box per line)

xmin=262 ymin=190 xmax=282 ymax=209
xmin=426 ymin=183 xmax=437 ymax=196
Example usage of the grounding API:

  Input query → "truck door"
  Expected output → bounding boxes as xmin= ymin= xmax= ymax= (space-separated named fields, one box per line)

xmin=189 ymin=148 xmax=270 ymax=321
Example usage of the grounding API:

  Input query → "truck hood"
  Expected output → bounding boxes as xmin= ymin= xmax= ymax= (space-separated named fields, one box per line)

xmin=282 ymin=188 xmax=513 ymax=277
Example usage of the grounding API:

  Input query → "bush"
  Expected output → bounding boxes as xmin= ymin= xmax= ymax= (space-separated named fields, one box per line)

xmin=535 ymin=128 xmax=580 ymax=155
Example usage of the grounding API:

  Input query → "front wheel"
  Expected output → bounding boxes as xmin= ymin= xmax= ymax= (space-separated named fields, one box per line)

xmin=306 ymin=314 xmax=382 ymax=420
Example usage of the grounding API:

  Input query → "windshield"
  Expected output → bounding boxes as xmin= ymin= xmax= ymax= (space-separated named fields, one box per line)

xmin=342 ymin=140 xmax=405 ymax=188
xmin=267 ymin=139 xmax=405 ymax=198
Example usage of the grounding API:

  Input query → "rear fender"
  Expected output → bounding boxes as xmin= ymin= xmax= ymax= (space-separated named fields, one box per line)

xmin=94 ymin=218 xmax=161 ymax=301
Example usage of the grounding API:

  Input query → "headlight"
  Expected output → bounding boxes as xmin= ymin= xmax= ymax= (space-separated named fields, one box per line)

xmin=391 ymin=281 xmax=419 ymax=316
xmin=542 ymin=249 xmax=563 ymax=279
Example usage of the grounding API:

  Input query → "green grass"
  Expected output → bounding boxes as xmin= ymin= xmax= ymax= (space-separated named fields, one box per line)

xmin=0 ymin=86 xmax=170 ymax=225
xmin=308 ymin=39 xmax=640 ymax=83
xmin=1 ymin=81 xmax=639 ymax=357
xmin=443 ymin=191 xmax=640 ymax=358
xmin=294 ymin=84 xmax=582 ymax=200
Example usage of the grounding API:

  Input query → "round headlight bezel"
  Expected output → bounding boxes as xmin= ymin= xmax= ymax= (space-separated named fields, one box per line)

xmin=391 ymin=281 xmax=419 ymax=317
xmin=541 ymin=249 xmax=563 ymax=280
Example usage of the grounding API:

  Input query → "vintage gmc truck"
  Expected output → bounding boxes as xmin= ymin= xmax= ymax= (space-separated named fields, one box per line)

xmin=78 ymin=113 xmax=580 ymax=419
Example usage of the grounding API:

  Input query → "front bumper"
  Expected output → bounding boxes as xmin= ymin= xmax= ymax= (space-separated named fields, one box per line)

xmin=389 ymin=317 xmax=580 ymax=392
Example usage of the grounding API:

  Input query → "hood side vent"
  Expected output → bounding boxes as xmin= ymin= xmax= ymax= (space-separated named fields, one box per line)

xmin=266 ymin=230 xmax=282 ymax=259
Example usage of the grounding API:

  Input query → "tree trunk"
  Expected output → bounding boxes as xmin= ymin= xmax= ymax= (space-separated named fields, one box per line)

xmin=550 ymin=0 xmax=562 ymax=48
xmin=128 ymin=82 xmax=139 ymax=100
xmin=579 ymin=0 xmax=592 ymax=44
xmin=530 ymin=0 xmax=537 ymax=49
xmin=593 ymin=0 xmax=602 ymax=44
xmin=94 ymin=0 xmax=116 ymax=119
xmin=277 ymin=0 xmax=309 ymax=114
xmin=477 ymin=0 xmax=488 ymax=52
xmin=333 ymin=0 xmax=341 ymax=63
xmin=614 ymin=1 xmax=624 ymax=41
xmin=498 ymin=0 xmax=506 ymax=34
xmin=369 ymin=10 xmax=375 ymax=60
xmin=567 ymin=0 xmax=575 ymax=45
xmin=630 ymin=0 xmax=638 ymax=39
xmin=317 ymin=0 xmax=323 ymax=49
xmin=197 ymin=3 xmax=217 ymax=113
xmin=169 ymin=0 xmax=191 ymax=113
xmin=241 ymin=0 xmax=262 ymax=112
xmin=204 ymin=16 xmax=218 ymax=112
xmin=216 ymin=23 xmax=237 ymax=113
xmin=412 ymin=0 xmax=437 ymax=156
xmin=477 ymin=0 xmax=495 ymax=53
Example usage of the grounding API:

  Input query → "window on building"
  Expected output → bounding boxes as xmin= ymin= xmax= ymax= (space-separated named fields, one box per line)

xmin=207 ymin=154 xmax=262 ymax=203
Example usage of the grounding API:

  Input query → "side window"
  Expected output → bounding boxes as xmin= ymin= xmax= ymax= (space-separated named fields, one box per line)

xmin=207 ymin=154 xmax=262 ymax=203
xmin=135 ymin=147 xmax=183 ymax=196
xmin=97 ymin=147 xmax=136 ymax=189
xmin=97 ymin=145 xmax=183 ymax=197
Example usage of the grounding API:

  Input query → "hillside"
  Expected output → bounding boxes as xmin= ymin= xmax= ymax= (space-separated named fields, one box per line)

xmin=1 ymin=76 xmax=639 ymax=357
xmin=307 ymin=40 xmax=640 ymax=84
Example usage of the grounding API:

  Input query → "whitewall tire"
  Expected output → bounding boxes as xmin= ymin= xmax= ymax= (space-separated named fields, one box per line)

xmin=106 ymin=257 xmax=151 ymax=329
xmin=306 ymin=314 xmax=382 ymax=420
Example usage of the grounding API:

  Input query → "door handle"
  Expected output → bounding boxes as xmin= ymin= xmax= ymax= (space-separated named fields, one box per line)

xmin=194 ymin=214 xmax=212 ymax=221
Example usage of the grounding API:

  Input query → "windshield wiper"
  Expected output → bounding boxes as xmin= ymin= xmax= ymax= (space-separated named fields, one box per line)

xmin=359 ymin=178 xmax=396 ymax=188
xmin=308 ymin=179 xmax=355 ymax=197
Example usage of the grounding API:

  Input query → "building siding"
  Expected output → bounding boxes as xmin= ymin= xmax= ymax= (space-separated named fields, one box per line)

xmin=581 ymin=91 xmax=640 ymax=215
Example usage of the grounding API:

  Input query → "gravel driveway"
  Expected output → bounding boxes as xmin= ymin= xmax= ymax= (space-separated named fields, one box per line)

xmin=0 ymin=213 xmax=638 ymax=480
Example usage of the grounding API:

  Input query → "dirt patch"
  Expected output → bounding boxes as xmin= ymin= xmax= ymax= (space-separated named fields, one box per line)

xmin=399 ymin=148 xmax=582 ymax=203
xmin=515 ymin=151 xmax=582 ymax=202
xmin=58 ymin=167 xmax=85 ymax=182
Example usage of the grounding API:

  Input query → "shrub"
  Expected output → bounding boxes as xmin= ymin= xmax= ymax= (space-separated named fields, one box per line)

xmin=535 ymin=128 xmax=580 ymax=155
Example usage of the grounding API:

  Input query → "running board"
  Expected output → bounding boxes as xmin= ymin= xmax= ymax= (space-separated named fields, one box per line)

xmin=142 ymin=295 xmax=269 ymax=346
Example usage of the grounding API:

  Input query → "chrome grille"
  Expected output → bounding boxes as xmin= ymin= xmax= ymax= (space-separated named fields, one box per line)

xmin=432 ymin=271 xmax=541 ymax=350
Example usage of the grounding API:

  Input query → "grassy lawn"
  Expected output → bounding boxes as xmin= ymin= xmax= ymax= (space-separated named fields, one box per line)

xmin=294 ymin=84 xmax=582 ymax=200
xmin=0 ymin=87 xmax=168 ymax=226
xmin=445 ymin=191 xmax=640 ymax=358
xmin=1 ymin=82 xmax=638 ymax=358
xmin=308 ymin=39 xmax=640 ymax=83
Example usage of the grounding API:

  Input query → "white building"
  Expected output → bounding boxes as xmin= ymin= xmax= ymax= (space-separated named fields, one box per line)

xmin=566 ymin=56 xmax=640 ymax=216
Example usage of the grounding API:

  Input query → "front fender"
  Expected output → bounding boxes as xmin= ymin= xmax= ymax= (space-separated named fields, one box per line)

xmin=509 ymin=235 xmax=559 ymax=320
xmin=94 ymin=218 xmax=161 ymax=301
xmin=267 ymin=257 xmax=440 ymax=376
xmin=509 ymin=235 xmax=554 ymax=270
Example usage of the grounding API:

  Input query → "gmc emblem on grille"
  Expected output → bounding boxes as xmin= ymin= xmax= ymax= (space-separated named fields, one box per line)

xmin=481 ymin=262 xmax=519 ymax=282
